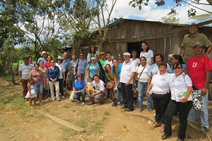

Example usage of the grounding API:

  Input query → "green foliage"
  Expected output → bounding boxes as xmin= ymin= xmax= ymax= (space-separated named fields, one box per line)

xmin=161 ymin=13 xmax=180 ymax=24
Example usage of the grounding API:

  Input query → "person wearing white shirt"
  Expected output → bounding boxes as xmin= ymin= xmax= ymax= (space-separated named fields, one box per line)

xmin=88 ymin=75 xmax=105 ymax=104
xmin=134 ymin=56 xmax=152 ymax=112
xmin=104 ymin=51 xmax=113 ymax=67
xmin=56 ymin=56 xmax=66 ymax=99
xmin=120 ymin=52 xmax=136 ymax=111
xmin=162 ymin=63 xmax=193 ymax=141
xmin=139 ymin=41 xmax=154 ymax=65
xmin=130 ymin=49 xmax=140 ymax=67
xmin=147 ymin=61 xmax=171 ymax=133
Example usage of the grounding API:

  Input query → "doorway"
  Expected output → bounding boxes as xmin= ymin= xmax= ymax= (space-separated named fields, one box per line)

xmin=127 ymin=42 xmax=142 ymax=58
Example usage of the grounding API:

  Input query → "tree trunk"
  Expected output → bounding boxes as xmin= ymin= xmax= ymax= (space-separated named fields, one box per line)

xmin=8 ymin=60 xmax=15 ymax=85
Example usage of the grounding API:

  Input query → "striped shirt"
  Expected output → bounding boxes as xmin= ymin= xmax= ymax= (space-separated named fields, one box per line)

xmin=18 ymin=63 xmax=33 ymax=80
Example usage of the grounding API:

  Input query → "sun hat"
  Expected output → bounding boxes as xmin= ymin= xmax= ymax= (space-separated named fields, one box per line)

xmin=76 ymin=73 xmax=82 ymax=78
xmin=193 ymin=41 xmax=204 ymax=47
xmin=123 ymin=52 xmax=131 ymax=56
xmin=57 ymin=56 xmax=63 ymax=60
xmin=41 ymin=51 xmax=47 ymax=55
xmin=100 ymin=52 xmax=104 ymax=55
xmin=91 ymin=57 xmax=96 ymax=60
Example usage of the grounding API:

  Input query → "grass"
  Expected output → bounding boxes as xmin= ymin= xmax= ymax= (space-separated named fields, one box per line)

xmin=61 ymin=127 xmax=78 ymax=141
xmin=88 ymin=117 xmax=106 ymax=133
xmin=0 ymin=122 xmax=5 ymax=127
xmin=75 ymin=117 xmax=89 ymax=128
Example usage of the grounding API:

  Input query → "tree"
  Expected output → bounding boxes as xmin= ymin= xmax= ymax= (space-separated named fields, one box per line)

xmin=161 ymin=13 xmax=180 ymax=24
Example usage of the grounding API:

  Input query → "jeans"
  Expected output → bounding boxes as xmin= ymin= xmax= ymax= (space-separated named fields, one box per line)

xmin=59 ymin=79 xmax=64 ymax=96
xmin=33 ymin=82 xmax=43 ymax=94
xmin=187 ymin=90 xmax=209 ymax=129
xmin=121 ymin=83 xmax=134 ymax=110
xmin=164 ymin=100 xmax=192 ymax=140
xmin=21 ymin=79 xmax=28 ymax=98
xmin=74 ymin=91 xmax=86 ymax=102
xmin=49 ymin=81 xmax=60 ymax=101
xmin=137 ymin=81 xmax=152 ymax=110
xmin=42 ymin=88 xmax=46 ymax=99
xmin=89 ymin=92 xmax=105 ymax=104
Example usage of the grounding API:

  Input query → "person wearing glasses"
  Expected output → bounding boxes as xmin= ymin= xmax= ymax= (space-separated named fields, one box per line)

xmin=74 ymin=53 xmax=87 ymax=80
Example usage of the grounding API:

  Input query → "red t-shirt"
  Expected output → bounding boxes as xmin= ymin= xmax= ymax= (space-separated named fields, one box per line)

xmin=185 ymin=55 xmax=212 ymax=89
xmin=44 ymin=62 xmax=51 ymax=68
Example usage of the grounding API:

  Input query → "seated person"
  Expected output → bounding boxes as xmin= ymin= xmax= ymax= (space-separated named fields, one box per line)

xmin=73 ymin=74 xmax=86 ymax=105
xmin=86 ymin=76 xmax=95 ymax=96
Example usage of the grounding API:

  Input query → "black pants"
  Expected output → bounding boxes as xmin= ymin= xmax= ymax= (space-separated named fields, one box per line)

xmin=121 ymin=83 xmax=134 ymax=110
xmin=164 ymin=100 xmax=192 ymax=140
xmin=152 ymin=93 xmax=171 ymax=124
xmin=63 ymin=70 xmax=68 ymax=87
xmin=59 ymin=79 xmax=64 ymax=96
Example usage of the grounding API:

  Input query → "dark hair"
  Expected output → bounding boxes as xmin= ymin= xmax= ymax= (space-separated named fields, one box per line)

xmin=132 ymin=49 xmax=137 ymax=53
xmin=89 ymin=47 xmax=96 ymax=54
xmin=28 ymin=56 xmax=32 ymax=59
xmin=93 ymin=74 xmax=99 ymax=79
xmin=23 ymin=57 xmax=29 ymax=60
xmin=57 ymin=58 xmax=63 ymax=63
xmin=173 ymin=62 xmax=183 ymax=69
xmin=47 ymin=55 xmax=52 ymax=59
xmin=153 ymin=53 xmax=164 ymax=63
xmin=105 ymin=64 xmax=112 ymax=74
xmin=106 ymin=51 xmax=112 ymax=55
xmin=39 ymin=60 xmax=44 ymax=63
xmin=173 ymin=54 xmax=185 ymax=64
xmin=158 ymin=61 xmax=167 ymax=68
xmin=51 ymin=59 xmax=55 ymax=63
xmin=112 ymin=58 xmax=118 ymax=73
xmin=117 ymin=53 xmax=122 ymax=57
xmin=140 ymin=56 xmax=146 ymax=60
xmin=141 ymin=41 xmax=149 ymax=52
xmin=34 ymin=63 xmax=40 ymax=67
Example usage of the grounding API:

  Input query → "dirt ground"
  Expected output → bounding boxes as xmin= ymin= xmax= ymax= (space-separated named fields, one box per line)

xmin=0 ymin=77 xmax=212 ymax=141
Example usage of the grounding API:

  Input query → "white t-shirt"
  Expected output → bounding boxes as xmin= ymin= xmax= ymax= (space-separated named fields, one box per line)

xmin=55 ymin=63 xmax=65 ymax=79
xmin=92 ymin=80 xmax=104 ymax=93
xmin=120 ymin=60 xmax=136 ymax=84
xmin=130 ymin=58 xmax=140 ymax=67
xmin=136 ymin=64 xmax=150 ymax=82
xmin=151 ymin=72 xmax=170 ymax=94
xmin=104 ymin=60 xmax=113 ymax=67
xmin=140 ymin=50 xmax=154 ymax=65
xmin=169 ymin=73 xmax=193 ymax=101
xmin=87 ymin=82 xmax=94 ymax=89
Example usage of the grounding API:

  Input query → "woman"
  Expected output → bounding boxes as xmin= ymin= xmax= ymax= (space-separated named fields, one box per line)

xmin=112 ymin=58 xmax=123 ymax=106
xmin=86 ymin=57 xmax=99 ymax=79
xmin=39 ymin=60 xmax=48 ymax=99
xmin=44 ymin=55 xmax=52 ymax=68
xmin=29 ymin=63 xmax=46 ymax=105
xmin=146 ymin=61 xmax=171 ymax=133
xmin=47 ymin=60 xmax=60 ymax=101
xmin=105 ymin=64 xmax=116 ymax=103
xmin=73 ymin=74 xmax=86 ymax=105
xmin=28 ymin=56 xmax=34 ymax=65
xmin=56 ymin=56 xmax=66 ymax=99
xmin=117 ymin=53 xmax=123 ymax=64
xmin=87 ymin=47 xmax=97 ymax=63
xmin=139 ymin=42 xmax=154 ymax=65
xmin=162 ymin=63 xmax=193 ymax=140
xmin=170 ymin=54 xmax=186 ymax=73
xmin=134 ymin=57 xmax=152 ymax=112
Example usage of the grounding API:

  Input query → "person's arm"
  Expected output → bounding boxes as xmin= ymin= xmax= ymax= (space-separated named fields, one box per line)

xmin=92 ymin=90 xmax=102 ymax=96
xmin=28 ymin=71 xmax=32 ymax=80
xmin=27 ymin=83 xmax=32 ymax=96
xmin=97 ymin=68 xmax=99 ymax=76
xmin=179 ymin=86 xmax=193 ymax=103
xmin=41 ymin=71 xmax=46 ymax=89
xmin=133 ymin=72 xmax=138 ymax=88
xmin=85 ymin=68 xmax=89 ymax=78
xmin=125 ymin=72 xmax=135 ymax=86
xmin=146 ymin=83 xmax=153 ymax=97
xmin=202 ymin=71 xmax=211 ymax=96
xmin=148 ymin=76 xmax=152 ymax=86
xmin=205 ymin=45 xmax=212 ymax=55
xmin=181 ymin=47 xmax=185 ymax=58
xmin=18 ymin=71 xmax=22 ymax=82
xmin=68 ymin=61 xmax=71 ymax=76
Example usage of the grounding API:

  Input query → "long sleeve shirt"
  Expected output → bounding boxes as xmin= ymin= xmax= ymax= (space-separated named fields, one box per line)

xmin=47 ymin=66 xmax=60 ymax=82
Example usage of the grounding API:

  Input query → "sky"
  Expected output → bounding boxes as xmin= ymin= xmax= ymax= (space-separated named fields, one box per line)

xmin=106 ymin=0 xmax=212 ymax=24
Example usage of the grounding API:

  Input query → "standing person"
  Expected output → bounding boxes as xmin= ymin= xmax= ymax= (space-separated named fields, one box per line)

xmin=146 ymin=62 xmax=171 ymax=133
xmin=134 ymin=57 xmax=152 ymax=112
xmin=44 ymin=55 xmax=52 ymax=69
xmin=130 ymin=49 xmax=140 ymax=67
xmin=140 ymin=41 xmax=154 ymax=65
xmin=39 ymin=60 xmax=48 ymax=99
xmin=87 ymin=47 xmax=97 ymax=63
xmin=112 ymin=58 xmax=123 ymax=106
xmin=181 ymin=23 xmax=212 ymax=63
xmin=162 ymin=63 xmax=193 ymax=140
xmin=70 ymin=55 xmax=77 ymax=80
xmin=56 ymin=56 xmax=66 ymax=99
xmin=18 ymin=57 xmax=33 ymax=99
xmin=104 ymin=51 xmax=113 ymax=67
xmin=74 ymin=53 xmax=87 ymax=80
xmin=86 ymin=57 xmax=99 ymax=79
xmin=170 ymin=55 xmax=186 ymax=73
xmin=186 ymin=41 xmax=212 ymax=132
xmin=47 ymin=60 xmax=60 ymax=101
xmin=120 ymin=52 xmax=136 ymax=111
xmin=117 ymin=53 xmax=123 ymax=64
xmin=28 ymin=63 xmax=46 ymax=105
xmin=98 ymin=52 xmax=107 ymax=82
xmin=105 ymin=64 xmax=116 ymax=101
xmin=73 ymin=74 xmax=86 ymax=105
xmin=63 ymin=52 xmax=71 ymax=87
xmin=28 ymin=56 xmax=34 ymax=66
xmin=37 ymin=51 xmax=48 ymax=64
xmin=25 ymin=79 xmax=37 ymax=108
xmin=88 ymin=75 xmax=105 ymax=105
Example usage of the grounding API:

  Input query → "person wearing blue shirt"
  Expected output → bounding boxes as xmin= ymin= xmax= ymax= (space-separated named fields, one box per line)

xmin=170 ymin=54 xmax=186 ymax=73
xmin=73 ymin=74 xmax=86 ymax=105
xmin=74 ymin=53 xmax=88 ymax=80
xmin=86 ymin=57 xmax=99 ymax=79
xmin=62 ymin=52 xmax=71 ymax=87
xmin=37 ymin=51 xmax=47 ymax=64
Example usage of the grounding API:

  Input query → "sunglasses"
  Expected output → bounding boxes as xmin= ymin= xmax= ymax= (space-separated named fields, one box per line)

xmin=173 ymin=66 xmax=182 ymax=70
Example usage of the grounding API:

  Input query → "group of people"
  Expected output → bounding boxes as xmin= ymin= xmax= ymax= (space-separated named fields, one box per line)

xmin=18 ymin=23 xmax=212 ymax=141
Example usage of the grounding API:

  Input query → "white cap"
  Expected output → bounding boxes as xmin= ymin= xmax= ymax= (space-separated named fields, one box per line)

xmin=91 ymin=57 xmax=96 ymax=60
xmin=123 ymin=52 xmax=131 ymax=56
xmin=41 ymin=51 xmax=47 ymax=55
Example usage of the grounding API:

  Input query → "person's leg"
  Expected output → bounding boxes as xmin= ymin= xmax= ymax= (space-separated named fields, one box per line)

xmin=63 ymin=70 xmax=68 ymax=87
xmin=33 ymin=97 xmax=37 ymax=105
xmin=200 ymin=90 xmax=209 ymax=129
xmin=38 ymin=82 xmax=43 ymax=104
xmin=29 ymin=98 xmax=33 ymax=107
xmin=152 ymin=94 xmax=161 ymax=124
xmin=144 ymin=82 xmax=152 ymax=110
xmin=81 ymin=91 xmax=86 ymax=103
xmin=115 ymin=77 xmax=120 ymax=103
xmin=95 ymin=92 xmax=105 ymax=104
xmin=178 ymin=101 xmax=192 ymax=140
xmin=126 ymin=84 xmax=134 ymax=110
xmin=55 ymin=81 xmax=60 ymax=101
xmin=22 ymin=80 xmax=28 ymax=98
xmin=49 ymin=81 xmax=55 ymax=101
xmin=59 ymin=79 xmax=64 ymax=96
xmin=121 ymin=83 xmax=127 ymax=108
xmin=159 ymin=93 xmax=171 ymax=124
xmin=187 ymin=106 xmax=196 ymax=122
xmin=137 ymin=81 xmax=143 ymax=110
xmin=73 ymin=93 xmax=79 ymax=100
xmin=42 ymin=88 xmax=46 ymax=100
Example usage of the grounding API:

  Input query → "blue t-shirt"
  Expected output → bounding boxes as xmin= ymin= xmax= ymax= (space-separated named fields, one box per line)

xmin=112 ymin=63 xmax=122 ymax=78
xmin=87 ymin=63 xmax=99 ymax=78
xmin=148 ymin=63 xmax=171 ymax=77
xmin=170 ymin=64 xmax=186 ymax=73
xmin=73 ymin=80 xmax=85 ymax=91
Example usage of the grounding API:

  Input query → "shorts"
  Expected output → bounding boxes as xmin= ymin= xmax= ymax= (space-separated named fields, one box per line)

xmin=34 ymin=82 xmax=43 ymax=94
xmin=88 ymin=88 xmax=94 ymax=91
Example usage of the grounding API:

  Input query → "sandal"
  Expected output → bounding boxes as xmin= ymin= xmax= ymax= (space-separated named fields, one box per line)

xmin=152 ymin=122 xmax=160 ymax=129
xmin=160 ymin=127 xmax=164 ymax=133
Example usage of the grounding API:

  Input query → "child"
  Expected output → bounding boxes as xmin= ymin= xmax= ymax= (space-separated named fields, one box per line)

xmin=86 ymin=77 xmax=95 ymax=96
xmin=25 ymin=78 xmax=37 ymax=108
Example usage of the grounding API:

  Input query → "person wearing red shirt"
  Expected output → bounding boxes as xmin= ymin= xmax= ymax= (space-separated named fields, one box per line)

xmin=186 ymin=41 xmax=212 ymax=132
xmin=44 ymin=55 xmax=52 ymax=68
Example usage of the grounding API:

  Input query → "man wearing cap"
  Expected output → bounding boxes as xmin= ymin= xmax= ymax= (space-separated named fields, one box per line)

xmin=186 ymin=41 xmax=212 ymax=132
xmin=98 ymin=52 xmax=107 ymax=82
xmin=74 ymin=53 xmax=87 ymax=80
xmin=37 ymin=51 xmax=48 ymax=64
xmin=104 ymin=51 xmax=113 ymax=67
xmin=63 ymin=52 xmax=71 ymax=87
xmin=181 ymin=23 xmax=212 ymax=63
xmin=19 ymin=57 xmax=34 ymax=99
xmin=120 ymin=52 xmax=136 ymax=111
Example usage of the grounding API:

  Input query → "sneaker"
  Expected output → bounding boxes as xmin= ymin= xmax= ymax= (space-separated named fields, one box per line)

xmin=61 ymin=96 xmax=65 ymax=99
xmin=77 ymin=101 xmax=80 ymax=103
xmin=82 ymin=102 xmax=85 ymax=105
xmin=88 ymin=102 xmax=95 ymax=105
xmin=201 ymin=126 xmax=209 ymax=132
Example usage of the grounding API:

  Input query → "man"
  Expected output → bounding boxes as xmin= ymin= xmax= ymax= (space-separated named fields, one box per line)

xmin=130 ymin=49 xmax=140 ymax=67
xmin=88 ymin=74 xmax=105 ymax=104
xmin=63 ymin=52 xmax=71 ymax=87
xmin=98 ymin=52 xmax=107 ymax=82
xmin=186 ymin=41 xmax=212 ymax=132
xmin=104 ymin=51 xmax=113 ymax=67
xmin=19 ymin=57 xmax=33 ymax=99
xmin=70 ymin=55 xmax=77 ymax=80
xmin=181 ymin=23 xmax=212 ymax=63
xmin=37 ymin=51 xmax=48 ymax=64
xmin=120 ymin=52 xmax=136 ymax=111
xmin=74 ymin=53 xmax=87 ymax=80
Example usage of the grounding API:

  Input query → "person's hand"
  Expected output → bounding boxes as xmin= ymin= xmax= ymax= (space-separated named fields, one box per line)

xmin=201 ymin=88 xmax=207 ymax=96
xmin=68 ymin=72 xmax=71 ymax=77
xmin=19 ymin=79 xmax=22 ymax=83
xmin=179 ymin=97 xmax=188 ymax=103
xmin=44 ymin=84 xmax=46 ymax=89
xmin=73 ymin=72 xmax=76 ymax=76
xmin=154 ymin=71 xmax=158 ymax=75
xmin=133 ymin=83 xmax=137 ymax=88
xmin=91 ymin=94 xmax=95 ymax=97
xmin=30 ymin=93 xmax=32 ymax=97
xmin=125 ymin=81 xmax=130 ymax=86
xmin=146 ymin=90 xmax=149 ymax=97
